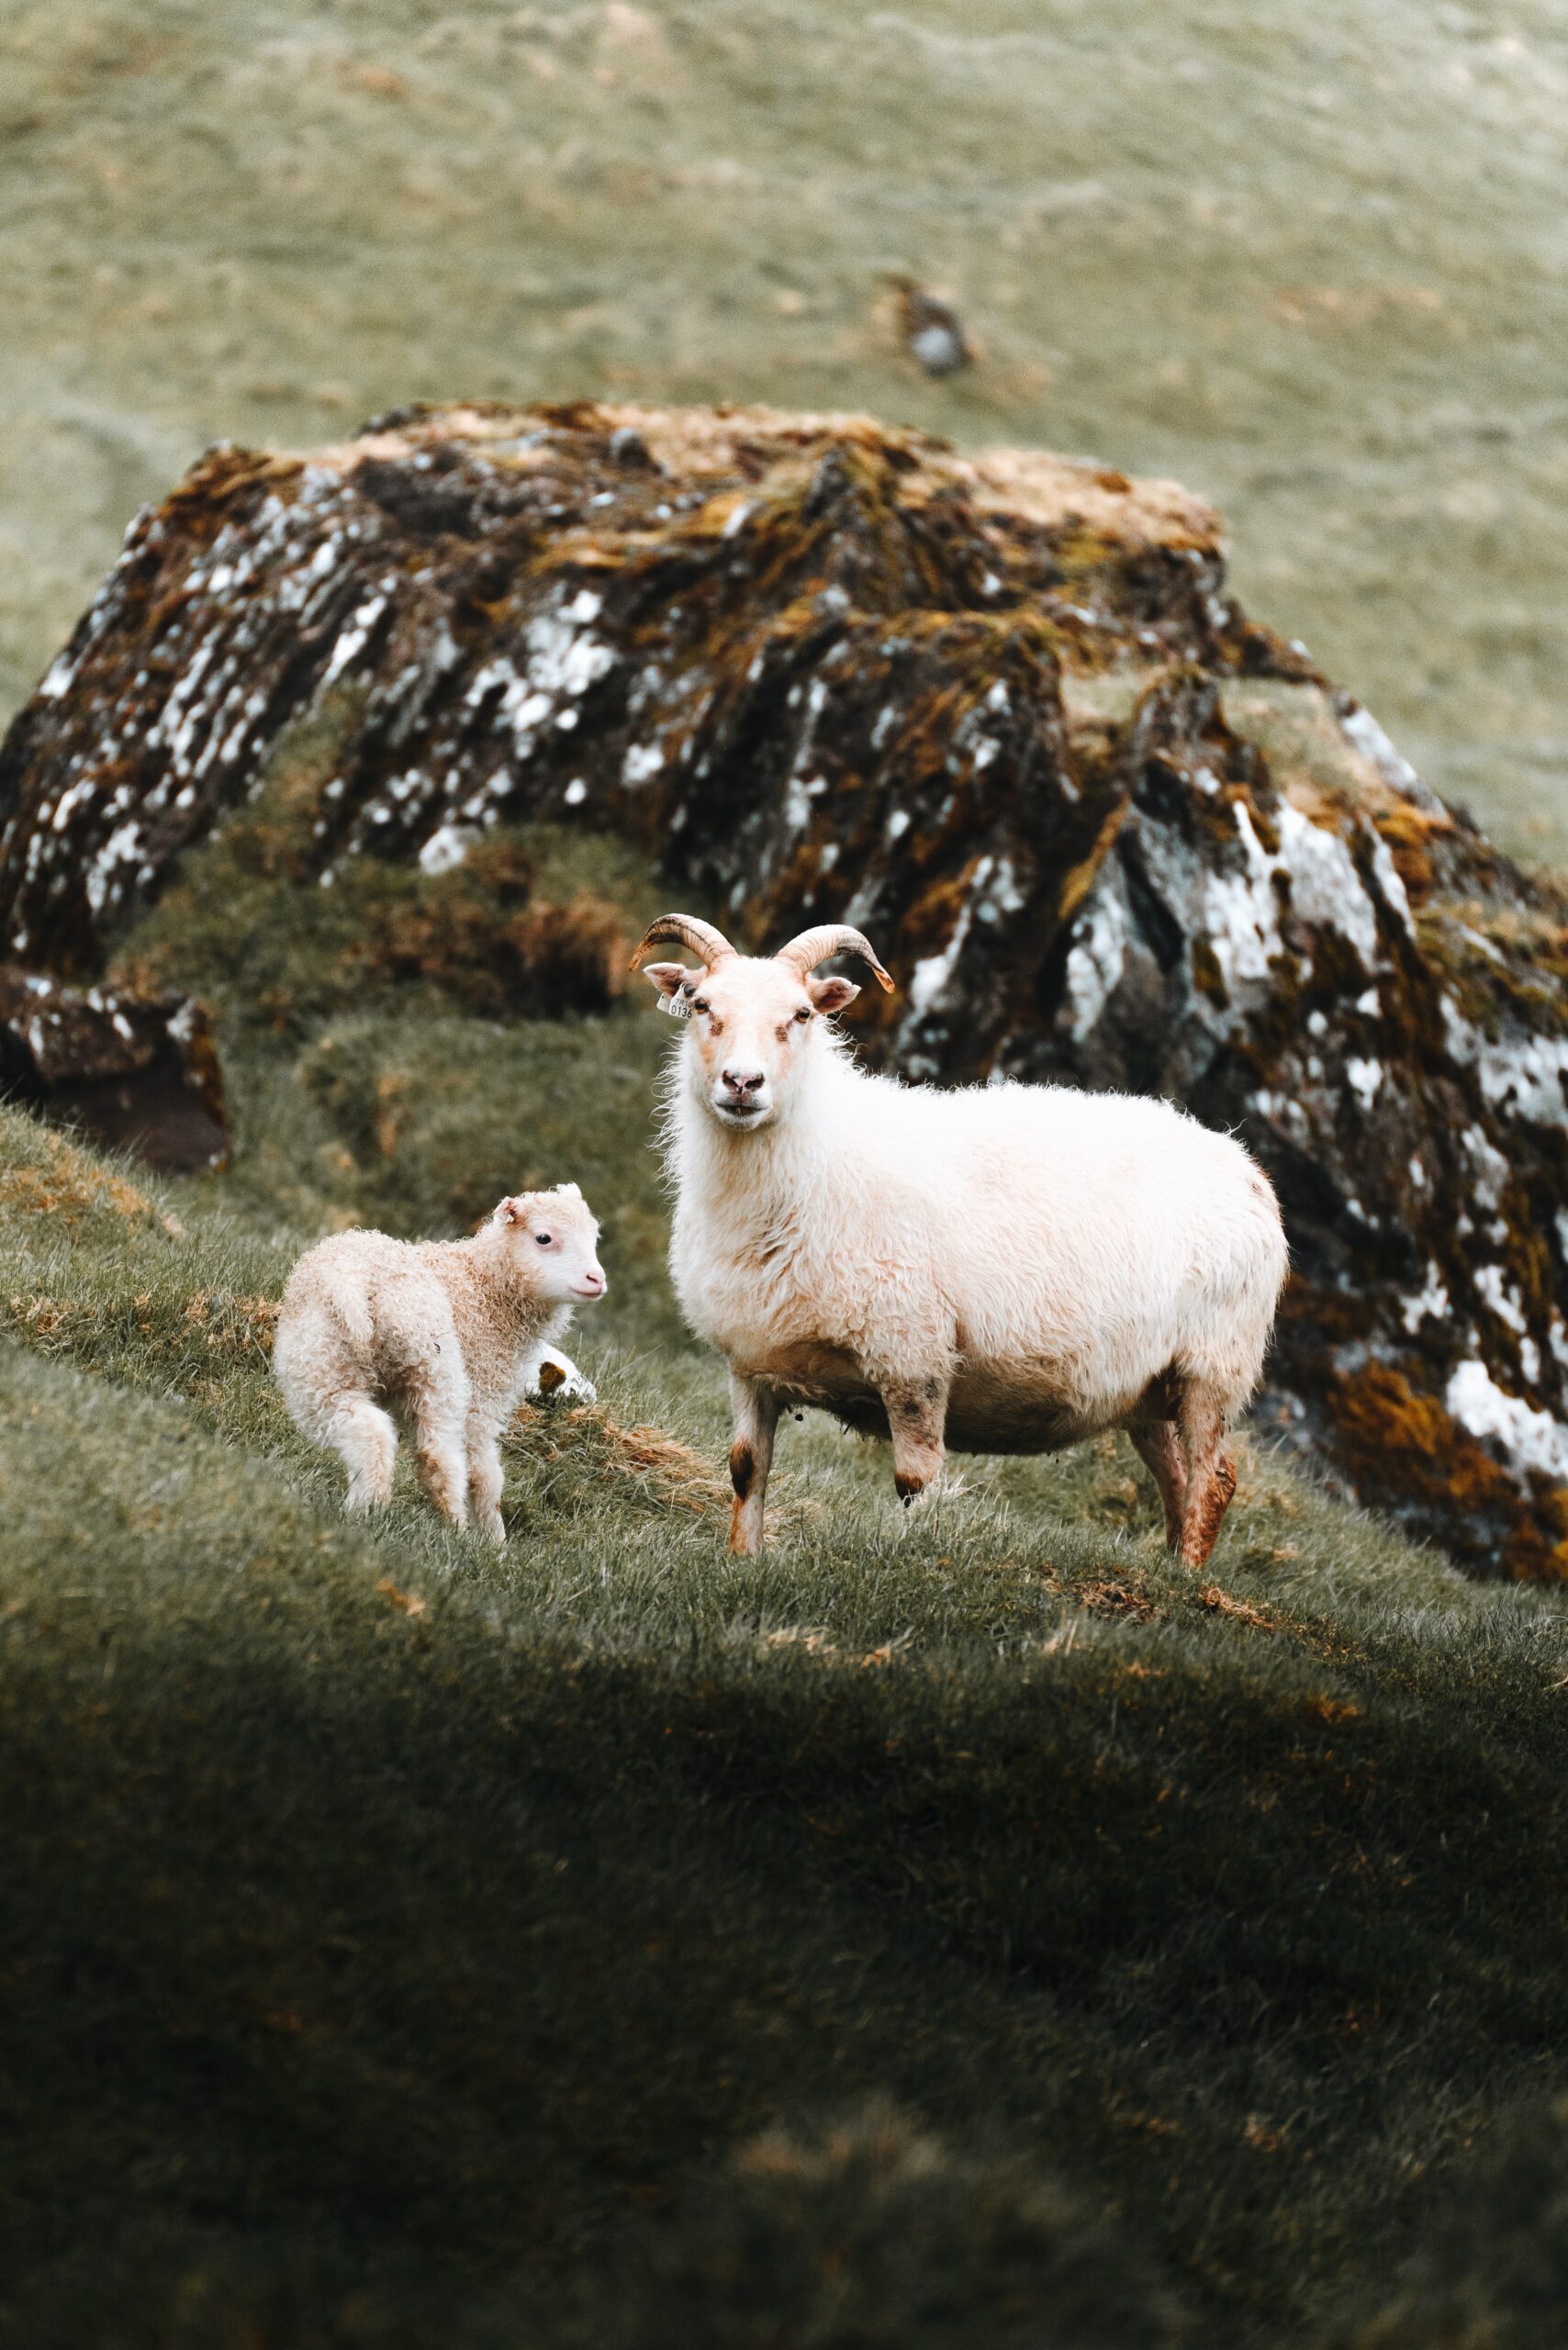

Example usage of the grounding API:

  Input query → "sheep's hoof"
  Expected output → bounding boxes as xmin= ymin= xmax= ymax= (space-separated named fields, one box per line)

xmin=479 ymin=1512 xmax=507 ymax=1547
xmin=894 ymin=1472 xmax=926 ymax=1505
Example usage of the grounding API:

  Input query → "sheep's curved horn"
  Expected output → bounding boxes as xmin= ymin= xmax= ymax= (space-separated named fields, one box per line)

xmin=774 ymin=924 xmax=895 ymax=992
xmin=629 ymin=913 xmax=738 ymax=972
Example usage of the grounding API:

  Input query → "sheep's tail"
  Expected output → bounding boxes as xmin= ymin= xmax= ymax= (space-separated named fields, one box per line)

xmin=321 ymin=1265 xmax=376 ymax=1355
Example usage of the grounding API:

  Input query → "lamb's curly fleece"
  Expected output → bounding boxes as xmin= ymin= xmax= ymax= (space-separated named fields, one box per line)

xmin=274 ymin=1185 xmax=604 ymax=1542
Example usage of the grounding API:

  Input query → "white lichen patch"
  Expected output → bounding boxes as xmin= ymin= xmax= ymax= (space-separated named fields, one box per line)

xmin=1447 ymin=1359 xmax=1568 ymax=1483
xmin=1345 ymin=1057 xmax=1383 ymax=1111
xmin=782 ymin=771 xmax=826 ymax=832
xmin=1337 ymin=699 xmax=1445 ymax=813
xmin=418 ymin=824 xmax=477 ymax=875
xmin=521 ymin=593 xmax=615 ymax=699
xmin=1475 ymin=1263 xmax=1529 ymax=1336
xmin=1063 ymin=875 xmax=1128 ymax=1043
xmin=1477 ymin=1030 xmax=1568 ymax=1126
xmin=622 ymin=742 xmax=665 ymax=787
xmin=1401 ymin=1264 xmax=1450 ymax=1333
xmin=904 ymin=850 xmax=1027 ymax=1022
xmin=1204 ymin=803 xmax=1282 ymax=985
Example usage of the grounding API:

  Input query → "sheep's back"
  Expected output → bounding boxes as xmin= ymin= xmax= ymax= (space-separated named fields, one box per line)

xmin=277 ymin=1229 xmax=459 ymax=1388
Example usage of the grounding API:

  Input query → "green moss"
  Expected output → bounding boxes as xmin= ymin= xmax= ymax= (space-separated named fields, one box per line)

xmin=1191 ymin=935 xmax=1228 ymax=1006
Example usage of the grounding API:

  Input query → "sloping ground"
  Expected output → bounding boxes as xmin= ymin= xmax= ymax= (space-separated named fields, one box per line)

xmin=6 ymin=1093 xmax=1568 ymax=2348
xmin=4 ymin=402 xmax=1568 ymax=1572
xmin=6 ymin=1 xmax=1568 ymax=863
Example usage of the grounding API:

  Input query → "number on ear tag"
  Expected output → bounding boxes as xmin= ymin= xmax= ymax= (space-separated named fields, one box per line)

xmin=661 ymin=988 xmax=694 ymax=1020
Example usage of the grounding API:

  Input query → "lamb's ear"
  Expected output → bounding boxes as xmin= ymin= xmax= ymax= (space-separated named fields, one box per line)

xmin=808 ymin=975 xmax=861 ymax=1016
xmin=495 ymin=1195 xmax=526 ymax=1226
xmin=643 ymin=960 xmax=695 ymax=1017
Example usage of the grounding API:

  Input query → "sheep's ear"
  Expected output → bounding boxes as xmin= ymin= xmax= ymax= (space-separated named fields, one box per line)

xmin=644 ymin=961 xmax=694 ymax=1017
xmin=809 ymin=975 xmax=861 ymax=1016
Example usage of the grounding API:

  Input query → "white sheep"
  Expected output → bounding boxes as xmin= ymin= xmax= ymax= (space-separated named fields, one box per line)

xmin=634 ymin=914 xmax=1288 ymax=1563
xmin=273 ymin=1186 xmax=606 ymax=1541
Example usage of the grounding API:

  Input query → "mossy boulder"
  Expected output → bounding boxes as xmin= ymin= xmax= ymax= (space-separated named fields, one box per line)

xmin=2 ymin=398 xmax=1564 ymax=1574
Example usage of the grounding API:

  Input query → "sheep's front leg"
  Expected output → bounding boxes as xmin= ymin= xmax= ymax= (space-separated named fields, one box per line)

xmin=727 ymin=1371 xmax=779 ymax=1558
xmin=466 ymin=1412 xmax=507 ymax=1547
xmin=882 ymin=1371 xmax=950 ymax=1506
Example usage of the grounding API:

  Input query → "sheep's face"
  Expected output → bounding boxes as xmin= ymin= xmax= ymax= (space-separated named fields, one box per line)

xmin=643 ymin=957 xmax=859 ymax=1131
xmin=494 ymin=1184 xmax=607 ymax=1303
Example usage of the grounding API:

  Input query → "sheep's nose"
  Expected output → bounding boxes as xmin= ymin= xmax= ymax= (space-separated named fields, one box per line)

xmin=722 ymin=1066 xmax=765 ymax=1098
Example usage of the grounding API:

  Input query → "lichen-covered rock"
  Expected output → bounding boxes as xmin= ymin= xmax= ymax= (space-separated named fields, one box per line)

xmin=1 ymin=397 xmax=1564 ymax=1572
xmin=0 ymin=968 xmax=228 ymax=1171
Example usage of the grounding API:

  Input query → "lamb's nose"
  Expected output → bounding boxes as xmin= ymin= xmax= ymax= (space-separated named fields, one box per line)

xmin=722 ymin=1067 xmax=765 ymax=1097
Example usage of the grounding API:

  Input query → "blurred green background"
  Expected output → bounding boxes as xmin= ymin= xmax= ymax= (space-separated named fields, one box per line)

xmin=4 ymin=0 xmax=1566 ymax=856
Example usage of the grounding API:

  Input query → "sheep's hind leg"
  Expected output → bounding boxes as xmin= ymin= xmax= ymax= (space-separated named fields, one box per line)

xmin=1127 ymin=1423 xmax=1187 ymax=1553
xmin=329 ymin=1393 xmax=398 ymax=1515
xmin=727 ymin=1371 xmax=779 ymax=1558
xmin=1175 ymin=1387 xmax=1238 ymax=1571
xmin=884 ymin=1374 xmax=949 ymax=1509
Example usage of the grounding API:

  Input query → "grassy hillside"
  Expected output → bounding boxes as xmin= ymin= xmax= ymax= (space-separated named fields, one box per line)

xmin=4 ymin=0 xmax=1568 ymax=857
xmin=5 ymin=810 xmax=1568 ymax=2344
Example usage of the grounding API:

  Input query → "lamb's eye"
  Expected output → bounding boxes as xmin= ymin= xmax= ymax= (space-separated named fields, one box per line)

xmin=535 ymin=1232 xmax=553 ymax=1248
xmin=794 ymin=1006 xmax=812 ymax=1024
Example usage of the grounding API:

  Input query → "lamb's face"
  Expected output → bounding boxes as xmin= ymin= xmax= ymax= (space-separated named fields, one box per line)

xmin=495 ymin=1185 xmax=607 ymax=1303
xmin=642 ymin=956 xmax=860 ymax=1132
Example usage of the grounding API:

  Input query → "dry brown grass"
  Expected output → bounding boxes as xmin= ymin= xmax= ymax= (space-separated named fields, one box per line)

xmin=1197 ymin=1584 xmax=1280 ymax=1634
xmin=0 ymin=1128 xmax=177 ymax=1231
xmin=509 ymin=1398 xmax=734 ymax=1520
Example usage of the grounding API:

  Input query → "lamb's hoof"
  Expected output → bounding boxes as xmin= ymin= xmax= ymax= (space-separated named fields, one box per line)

xmin=479 ymin=1512 xmax=507 ymax=1547
xmin=536 ymin=1360 xmax=566 ymax=1395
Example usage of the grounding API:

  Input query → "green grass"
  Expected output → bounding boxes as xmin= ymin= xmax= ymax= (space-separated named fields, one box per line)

xmin=1 ymin=812 xmax=1567 ymax=2345
xmin=6 ymin=0 xmax=1568 ymax=858
xmin=8 ymin=867 xmax=1568 ymax=2344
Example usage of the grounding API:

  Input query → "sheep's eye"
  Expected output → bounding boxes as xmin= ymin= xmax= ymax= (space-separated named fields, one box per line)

xmin=535 ymin=1232 xmax=553 ymax=1248
xmin=794 ymin=1005 xmax=812 ymax=1024
xmin=693 ymin=998 xmax=709 ymax=1014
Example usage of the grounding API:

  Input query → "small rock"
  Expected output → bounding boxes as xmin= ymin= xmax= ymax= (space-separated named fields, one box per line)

xmin=0 ymin=968 xmax=229 ymax=1171
xmin=893 ymin=279 xmax=973 ymax=376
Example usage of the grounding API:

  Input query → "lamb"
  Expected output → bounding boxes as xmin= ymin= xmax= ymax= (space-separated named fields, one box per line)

xmin=273 ymin=1185 xmax=606 ymax=1541
xmin=634 ymin=913 xmax=1288 ymax=1564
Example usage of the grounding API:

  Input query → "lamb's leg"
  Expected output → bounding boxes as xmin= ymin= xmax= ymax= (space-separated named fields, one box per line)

xmin=328 ymin=1393 xmax=398 ymax=1515
xmin=883 ymin=1372 xmax=949 ymax=1507
xmin=1128 ymin=1423 xmax=1187 ymax=1552
xmin=727 ymin=1371 xmax=779 ymax=1558
xmin=409 ymin=1364 xmax=472 ymax=1532
xmin=1175 ymin=1386 xmax=1238 ymax=1571
xmin=466 ymin=1414 xmax=507 ymax=1546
